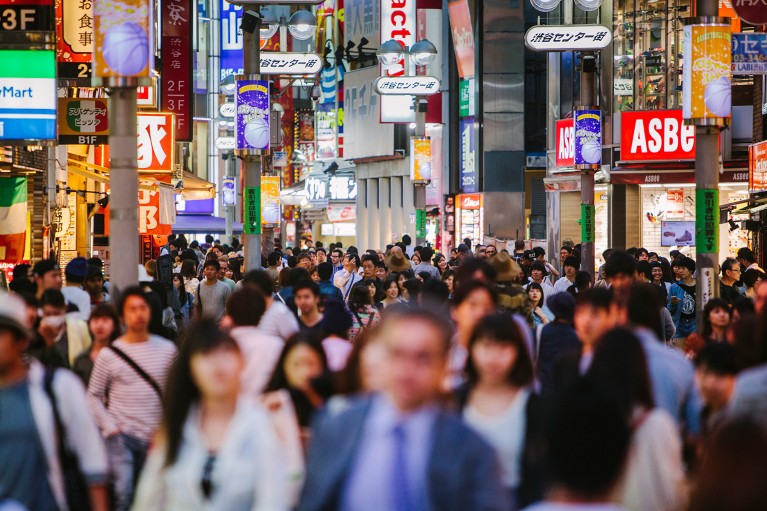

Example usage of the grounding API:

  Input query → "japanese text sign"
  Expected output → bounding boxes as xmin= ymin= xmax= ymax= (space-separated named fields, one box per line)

xmin=259 ymin=53 xmax=323 ymax=75
xmin=94 ymin=0 xmax=153 ymax=80
xmin=410 ymin=137 xmax=432 ymax=183
xmin=750 ymin=140 xmax=767 ymax=193
xmin=138 ymin=180 xmax=171 ymax=235
xmin=695 ymin=189 xmax=719 ymax=253
xmin=732 ymin=33 xmax=767 ymax=75
xmin=666 ymin=189 xmax=685 ymax=220
xmin=683 ymin=23 xmax=732 ymax=124
xmin=235 ymin=79 xmax=270 ymax=152
xmin=731 ymin=0 xmax=767 ymax=25
xmin=243 ymin=186 xmax=261 ymax=235
xmin=555 ymin=119 xmax=574 ymax=168
xmin=375 ymin=76 xmax=440 ymax=95
xmin=58 ymin=98 xmax=109 ymax=145
xmin=1 ymin=0 xmax=53 ymax=31
xmin=447 ymin=0 xmax=474 ymax=78
xmin=137 ymin=113 xmax=174 ymax=172
xmin=620 ymin=110 xmax=696 ymax=161
xmin=56 ymin=0 xmax=93 ymax=81
xmin=581 ymin=204 xmax=595 ymax=243
xmin=525 ymin=25 xmax=612 ymax=52
xmin=161 ymin=0 xmax=192 ymax=141
xmin=460 ymin=117 xmax=477 ymax=193
xmin=574 ymin=109 xmax=601 ymax=168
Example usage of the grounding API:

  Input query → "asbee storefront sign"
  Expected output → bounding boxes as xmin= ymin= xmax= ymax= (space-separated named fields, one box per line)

xmin=0 ymin=50 xmax=57 ymax=142
xmin=620 ymin=110 xmax=696 ymax=161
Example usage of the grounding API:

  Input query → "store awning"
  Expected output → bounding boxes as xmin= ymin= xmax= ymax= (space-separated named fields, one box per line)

xmin=172 ymin=214 xmax=242 ymax=234
xmin=180 ymin=171 xmax=216 ymax=200
xmin=611 ymin=161 xmax=749 ymax=185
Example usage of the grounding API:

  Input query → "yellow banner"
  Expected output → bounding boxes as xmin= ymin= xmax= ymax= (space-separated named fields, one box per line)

xmin=683 ymin=24 xmax=731 ymax=122
xmin=261 ymin=176 xmax=281 ymax=225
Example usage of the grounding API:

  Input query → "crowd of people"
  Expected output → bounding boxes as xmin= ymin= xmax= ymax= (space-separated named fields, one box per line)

xmin=1 ymin=232 xmax=767 ymax=511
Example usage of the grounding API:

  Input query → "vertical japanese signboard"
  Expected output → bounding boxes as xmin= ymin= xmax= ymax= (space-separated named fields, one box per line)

xmin=137 ymin=112 xmax=174 ymax=172
xmin=573 ymin=109 xmax=601 ymax=168
xmin=138 ymin=180 xmax=171 ymax=235
xmin=161 ymin=0 xmax=192 ymax=141
xmin=696 ymin=189 xmax=719 ymax=252
xmin=683 ymin=23 xmax=732 ymax=124
xmin=447 ymin=0 xmax=474 ymax=78
xmin=235 ymin=80 xmax=270 ymax=152
xmin=380 ymin=0 xmax=416 ymax=123
xmin=56 ymin=0 xmax=93 ymax=82
xmin=243 ymin=186 xmax=261 ymax=234
xmin=749 ymin=140 xmax=767 ymax=193
xmin=581 ymin=204 xmax=594 ymax=243
xmin=219 ymin=0 xmax=243 ymax=81
xmin=459 ymin=117 xmax=477 ymax=193
xmin=93 ymin=0 xmax=153 ymax=80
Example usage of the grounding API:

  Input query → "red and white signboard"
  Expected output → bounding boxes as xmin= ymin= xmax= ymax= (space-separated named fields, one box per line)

xmin=447 ymin=0 xmax=474 ymax=79
xmin=381 ymin=0 xmax=416 ymax=78
xmin=666 ymin=189 xmax=684 ymax=219
xmin=138 ymin=180 xmax=171 ymax=235
xmin=620 ymin=110 xmax=696 ymax=161
xmin=750 ymin=140 xmax=767 ymax=193
xmin=161 ymin=0 xmax=193 ymax=141
xmin=555 ymin=119 xmax=574 ymax=168
xmin=459 ymin=193 xmax=481 ymax=210
xmin=137 ymin=113 xmax=175 ymax=173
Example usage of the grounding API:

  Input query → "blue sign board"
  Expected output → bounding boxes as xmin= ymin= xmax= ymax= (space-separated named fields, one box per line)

xmin=235 ymin=80 xmax=270 ymax=151
xmin=220 ymin=0 xmax=244 ymax=81
xmin=459 ymin=117 xmax=477 ymax=193
xmin=574 ymin=109 xmax=601 ymax=167
xmin=732 ymin=33 xmax=767 ymax=75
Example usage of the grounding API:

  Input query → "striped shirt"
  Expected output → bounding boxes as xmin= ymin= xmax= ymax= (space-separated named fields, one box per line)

xmin=86 ymin=335 xmax=176 ymax=441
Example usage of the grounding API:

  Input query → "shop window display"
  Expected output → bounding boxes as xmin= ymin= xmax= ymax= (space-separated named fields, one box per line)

xmin=613 ymin=0 xmax=689 ymax=113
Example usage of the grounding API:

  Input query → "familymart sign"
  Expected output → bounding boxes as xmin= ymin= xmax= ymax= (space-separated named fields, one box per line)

xmin=0 ymin=50 xmax=57 ymax=142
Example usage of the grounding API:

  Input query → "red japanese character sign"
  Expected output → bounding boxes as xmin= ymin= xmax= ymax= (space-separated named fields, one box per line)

xmin=137 ymin=112 xmax=175 ymax=172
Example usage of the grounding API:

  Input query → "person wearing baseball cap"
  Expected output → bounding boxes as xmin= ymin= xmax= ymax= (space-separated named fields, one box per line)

xmin=62 ymin=257 xmax=92 ymax=321
xmin=32 ymin=259 xmax=62 ymax=301
xmin=0 ymin=293 xmax=108 ymax=510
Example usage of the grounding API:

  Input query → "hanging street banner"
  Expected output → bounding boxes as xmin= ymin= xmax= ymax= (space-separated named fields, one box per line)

xmin=750 ymin=140 xmax=767 ymax=194
xmin=696 ymin=189 xmax=719 ymax=253
xmin=410 ymin=137 xmax=432 ymax=183
xmin=137 ymin=112 xmax=175 ymax=172
xmin=161 ymin=0 xmax=193 ymax=141
xmin=375 ymin=76 xmax=440 ymax=96
xmin=447 ymin=0 xmax=475 ymax=78
xmin=58 ymin=98 xmax=109 ymax=145
xmin=261 ymin=176 xmax=280 ymax=226
xmin=683 ymin=22 xmax=732 ymax=124
xmin=260 ymin=53 xmax=323 ymax=75
xmin=56 ymin=0 xmax=93 ymax=82
xmin=93 ymin=0 xmax=153 ymax=81
xmin=0 ymin=50 xmax=57 ymax=142
xmin=235 ymin=79 xmax=270 ymax=152
xmin=0 ymin=0 xmax=53 ymax=31
xmin=243 ymin=186 xmax=261 ymax=235
xmin=525 ymin=25 xmax=612 ymax=52
xmin=732 ymin=33 xmax=767 ymax=75
xmin=573 ymin=109 xmax=601 ymax=168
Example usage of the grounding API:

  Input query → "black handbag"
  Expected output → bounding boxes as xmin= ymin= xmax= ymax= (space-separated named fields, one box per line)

xmin=43 ymin=368 xmax=93 ymax=511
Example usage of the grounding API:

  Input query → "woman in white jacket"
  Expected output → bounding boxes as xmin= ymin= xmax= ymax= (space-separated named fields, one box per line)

xmin=131 ymin=321 xmax=288 ymax=511
xmin=586 ymin=328 xmax=688 ymax=511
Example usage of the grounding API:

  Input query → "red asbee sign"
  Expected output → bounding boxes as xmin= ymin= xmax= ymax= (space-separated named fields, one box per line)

xmin=620 ymin=110 xmax=696 ymax=162
xmin=555 ymin=119 xmax=574 ymax=167
xmin=161 ymin=0 xmax=192 ymax=141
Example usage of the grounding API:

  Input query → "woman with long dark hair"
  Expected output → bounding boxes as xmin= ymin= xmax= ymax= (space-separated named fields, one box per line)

xmin=347 ymin=285 xmax=382 ymax=340
xmin=131 ymin=321 xmax=287 ymax=509
xmin=586 ymin=328 xmax=686 ymax=511
xmin=73 ymin=303 xmax=121 ymax=385
xmin=686 ymin=299 xmax=732 ymax=357
xmin=457 ymin=313 xmax=544 ymax=509
xmin=180 ymin=259 xmax=199 ymax=295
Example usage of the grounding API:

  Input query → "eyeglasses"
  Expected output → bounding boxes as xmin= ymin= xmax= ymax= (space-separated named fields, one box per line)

xmin=729 ymin=268 xmax=742 ymax=273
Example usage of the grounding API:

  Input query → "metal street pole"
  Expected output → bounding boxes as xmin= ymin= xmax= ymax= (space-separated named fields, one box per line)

xmin=108 ymin=87 xmax=139 ymax=290
xmin=694 ymin=0 xmax=724 ymax=331
xmin=225 ymin=153 xmax=234 ymax=243
xmin=414 ymin=97 xmax=427 ymax=246
xmin=578 ymin=53 xmax=596 ymax=279
xmin=240 ymin=10 xmax=263 ymax=270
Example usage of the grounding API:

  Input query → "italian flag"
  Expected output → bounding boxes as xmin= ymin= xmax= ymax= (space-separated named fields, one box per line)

xmin=0 ymin=177 xmax=27 ymax=262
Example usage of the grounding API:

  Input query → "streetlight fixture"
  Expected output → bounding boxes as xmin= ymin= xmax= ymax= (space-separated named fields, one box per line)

xmin=260 ymin=11 xmax=279 ymax=40
xmin=376 ymin=39 xmax=406 ymax=66
xmin=409 ymin=39 xmax=438 ymax=66
xmin=573 ymin=0 xmax=603 ymax=11
xmin=288 ymin=10 xmax=317 ymax=41
xmin=220 ymin=74 xmax=236 ymax=96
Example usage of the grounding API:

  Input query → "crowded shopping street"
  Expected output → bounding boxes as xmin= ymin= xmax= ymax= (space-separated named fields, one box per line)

xmin=2 ymin=0 xmax=767 ymax=510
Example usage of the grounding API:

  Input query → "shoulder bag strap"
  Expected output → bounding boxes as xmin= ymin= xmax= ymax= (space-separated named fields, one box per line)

xmin=108 ymin=346 xmax=163 ymax=402
xmin=351 ymin=309 xmax=364 ymax=328
xmin=196 ymin=283 xmax=203 ymax=313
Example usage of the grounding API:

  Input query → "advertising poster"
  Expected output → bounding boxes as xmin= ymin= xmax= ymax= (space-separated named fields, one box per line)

xmin=447 ymin=0 xmax=475 ymax=78
xmin=460 ymin=117 xmax=477 ymax=193
xmin=235 ymin=80 xmax=270 ymax=152
xmin=221 ymin=177 xmax=235 ymax=207
xmin=666 ymin=189 xmax=685 ymax=220
xmin=93 ymin=0 xmax=153 ymax=80
xmin=0 ymin=50 xmax=57 ymax=141
xmin=661 ymin=221 xmax=696 ymax=247
xmin=749 ymin=140 xmax=767 ymax=193
xmin=574 ymin=109 xmax=601 ymax=167
xmin=261 ymin=176 xmax=280 ymax=226
xmin=56 ymin=0 xmax=94 ymax=81
xmin=683 ymin=24 xmax=732 ymax=122
xmin=410 ymin=137 xmax=432 ymax=183
xmin=58 ymin=98 xmax=109 ymax=145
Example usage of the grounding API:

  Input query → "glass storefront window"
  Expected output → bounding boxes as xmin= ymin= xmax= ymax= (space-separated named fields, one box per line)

xmin=613 ymin=0 xmax=690 ymax=112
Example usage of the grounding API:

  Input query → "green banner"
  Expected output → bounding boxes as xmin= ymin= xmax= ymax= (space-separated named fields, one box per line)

xmin=695 ymin=188 xmax=719 ymax=252
xmin=243 ymin=186 xmax=261 ymax=235
xmin=416 ymin=209 xmax=426 ymax=239
xmin=581 ymin=204 xmax=595 ymax=243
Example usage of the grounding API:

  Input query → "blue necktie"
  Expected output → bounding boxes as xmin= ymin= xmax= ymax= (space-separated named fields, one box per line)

xmin=392 ymin=423 xmax=414 ymax=511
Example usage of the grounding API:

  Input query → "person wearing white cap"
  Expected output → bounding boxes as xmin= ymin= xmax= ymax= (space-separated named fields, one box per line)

xmin=0 ymin=293 xmax=109 ymax=511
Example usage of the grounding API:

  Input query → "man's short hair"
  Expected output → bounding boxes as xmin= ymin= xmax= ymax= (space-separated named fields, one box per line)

xmin=40 ymin=289 xmax=66 ymax=309
xmin=118 ymin=286 xmax=150 ymax=317
xmin=575 ymin=287 xmax=613 ymax=311
xmin=401 ymin=234 xmax=412 ymax=246
xmin=296 ymin=252 xmax=311 ymax=263
xmin=268 ymin=252 xmax=282 ymax=267
xmin=695 ymin=342 xmax=737 ymax=375
xmin=604 ymin=250 xmax=637 ymax=278
xmin=737 ymin=247 xmax=757 ymax=264
xmin=514 ymin=240 xmax=525 ymax=250
xmin=316 ymin=247 xmax=326 ymax=255
xmin=241 ymin=270 xmax=274 ymax=297
xmin=420 ymin=247 xmax=434 ymax=263
xmin=347 ymin=246 xmax=358 ymax=254
xmin=561 ymin=246 xmax=572 ymax=254
xmin=721 ymin=257 xmax=739 ymax=276
xmin=227 ymin=288 xmax=267 ymax=327
xmin=380 ymin=307 xmax=453 ymax=356
xmin=616 ymin=283 xmax=662 ymax=332
xmin=203 ymin=259 xmax=221 ymax=272
xmin=636 ymin=260 xmax=652 ymax=281
xmin=563 ymin=256 xmax=580 ymax=269
xmin=360 ymin=254 xmax=377 ymax=267
xmin=317 ymin=262 xmax=333 ymax=281
xmin=533 ymin=247 xmax=546 ymax=257
xmin=293 ymin=279 xmax=320 ymax=297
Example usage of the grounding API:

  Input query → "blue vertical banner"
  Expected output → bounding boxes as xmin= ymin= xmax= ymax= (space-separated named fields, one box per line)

xmin=459 ymin=117 xmax=477 ymax=193
xmin=220 ymin=0 xmax=243 ymax=81
xmin=574 ymin=109 xmax=601 ymax=167
xmin=235 ymin=79 xmax=270 ymax=151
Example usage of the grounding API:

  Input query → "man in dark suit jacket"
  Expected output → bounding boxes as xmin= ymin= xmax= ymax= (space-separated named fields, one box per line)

xmin=298 ymin=308 xmax=509 ymax=511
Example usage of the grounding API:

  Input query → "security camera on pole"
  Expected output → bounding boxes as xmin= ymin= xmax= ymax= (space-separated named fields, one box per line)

xmin=375 ymin=38 xmax=440 ymax=246
xmin=223 ymin=0 xmax=322 ymax=271
xmin=525 ymin=0 xmax=611 ymax=278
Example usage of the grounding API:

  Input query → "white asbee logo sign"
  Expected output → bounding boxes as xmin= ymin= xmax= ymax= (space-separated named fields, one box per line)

xmin=525 ymin=25 xmax=612 ymax=51
xmin=375 ymin=76 xmax=440 ymax=96
xmin=260 ymin=53 xmax=323 ymax=75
